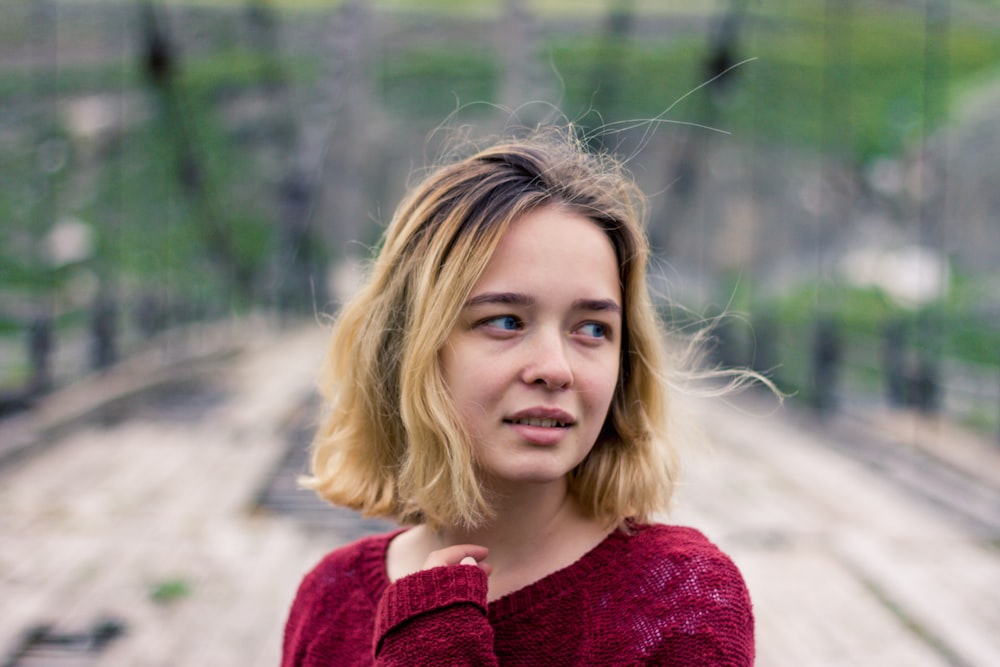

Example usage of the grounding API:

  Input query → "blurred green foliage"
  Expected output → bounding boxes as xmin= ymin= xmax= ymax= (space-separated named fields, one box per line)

xmin=149 ymin=577 xmax=192 ymax=604
xmin=377 ymin=47 xmax=497 ymax=120
xmin=374 ymin=4 xmax=1000 ymax=164
xmin=1 ymin=1 xmax=999 ymax=423
xmin=709 ymin=274 xmax=1000 ymax=421
xmin=0 ymin=49 xmax=290 ymax=321
xmin=725 ymin=273 xmax=1000 ymax=368
xmin=740 ymin=5 xmax=1000 ymax=161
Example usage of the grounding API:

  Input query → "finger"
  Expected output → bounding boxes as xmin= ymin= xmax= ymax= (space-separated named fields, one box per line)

xmin=421 ymin=544 xmax=489 ymax=570
xmin=459 ymin=555 xmax=492 ymax=576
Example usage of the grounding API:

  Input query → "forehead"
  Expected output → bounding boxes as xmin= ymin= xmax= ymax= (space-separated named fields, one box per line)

xmin=468 ymin=205 xmax=621 ymax=303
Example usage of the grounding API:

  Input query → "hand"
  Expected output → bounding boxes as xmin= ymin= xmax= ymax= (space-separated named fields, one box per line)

xmin=422 ymin=544 xmax=492 ymax=576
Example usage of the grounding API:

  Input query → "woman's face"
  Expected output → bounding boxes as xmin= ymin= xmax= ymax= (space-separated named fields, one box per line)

xmin=440 ymin=204 xmax=622 ymax=488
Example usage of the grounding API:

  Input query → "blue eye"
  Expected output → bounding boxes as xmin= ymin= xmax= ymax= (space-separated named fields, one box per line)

xmin=579 ymin=322 xmax=609 ymax=339
xmin=484 ymin=315 xmax=521 ymax=331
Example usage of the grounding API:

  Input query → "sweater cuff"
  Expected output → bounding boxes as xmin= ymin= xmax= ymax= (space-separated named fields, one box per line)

xmin=375 ymin=566 xmax=488 ymax=647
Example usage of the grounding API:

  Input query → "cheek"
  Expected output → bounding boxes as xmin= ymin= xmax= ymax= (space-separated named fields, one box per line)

xmin=444 ymin=359 xmax=499 ymax=426
xmin=580 ymin=358 xmax=620 ymax=413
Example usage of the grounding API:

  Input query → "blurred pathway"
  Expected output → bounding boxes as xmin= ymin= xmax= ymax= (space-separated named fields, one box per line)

xmin=0 ymin=322 xmax=998 ymax=666
xmin=675 ymin=393 xmax=1000 ymax=667
xmin=0 ymin=322 xmax=338 ymax=667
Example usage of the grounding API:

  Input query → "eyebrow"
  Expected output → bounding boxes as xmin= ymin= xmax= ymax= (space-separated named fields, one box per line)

xmin=464 ymin=292 xmax=621 ymax=314
xmin=465 ymin=292 xmax=533 ymax=308
xmin=574 ymin=298 xmax=622 ymax=314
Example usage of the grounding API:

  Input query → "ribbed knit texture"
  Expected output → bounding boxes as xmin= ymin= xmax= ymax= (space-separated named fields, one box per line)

xmin=282 ymin=523 xmax=754 ymax=666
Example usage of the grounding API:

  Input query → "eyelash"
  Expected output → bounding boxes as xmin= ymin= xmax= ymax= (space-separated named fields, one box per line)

xmin=477 ymin=315 xmax=612 ymax=341
xmin=480 ymin=315 xmax=523 ymax=331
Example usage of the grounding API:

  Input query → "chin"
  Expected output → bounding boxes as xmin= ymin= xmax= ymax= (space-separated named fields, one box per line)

xmin=481 ymin=464 xmax=576 ymax=487
xmin=474 ymin=446 xmax=589 ymax=488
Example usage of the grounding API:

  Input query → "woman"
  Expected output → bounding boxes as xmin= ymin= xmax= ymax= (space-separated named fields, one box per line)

xmin=282 ymin=127 xmax=755 ymax=666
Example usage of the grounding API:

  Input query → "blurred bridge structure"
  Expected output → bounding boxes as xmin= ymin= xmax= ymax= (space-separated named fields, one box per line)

xmin=1 ymin=1 xmax=1000 ymax=665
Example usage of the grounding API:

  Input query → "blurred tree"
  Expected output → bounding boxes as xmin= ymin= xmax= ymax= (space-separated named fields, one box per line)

xmin=652 ymin=0 xmax=748 ymax=255
xmin=913 ymin=0 xmax=951 ymax=415
xmin=89 ymin=290 xmax=117 ymax=371
xmin=586 ymin=0 xmax=635 ymax=151
xmin=314 ymin=0 xmax=378 ymax=265
xmin=243 ymin=0 xmax=328 ymax=314
xmin=27 ymin=310 xmax=54 ymax=395
xmin=498 ymin=0 xmax=551 ymax=125
xmin=811 ymin=317 xmax=842 ymax=413
xmin=138 ymin=0 xmax=260 ymax=305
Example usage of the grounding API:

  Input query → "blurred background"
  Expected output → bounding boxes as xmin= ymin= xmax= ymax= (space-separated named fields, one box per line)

xmin=1 ymin=1 xmax=999 ymax=666
xmin=4 ymin=0 xmax=1000 ymax=430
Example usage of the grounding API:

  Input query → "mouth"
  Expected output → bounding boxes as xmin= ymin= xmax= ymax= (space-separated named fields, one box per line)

xmin=503 ymin=409 xmax=575 ymax=445
xmin=503 ymin=408 xmax=576 ymax=429
xmin=504 ymin=417 xmax=572 ymax=428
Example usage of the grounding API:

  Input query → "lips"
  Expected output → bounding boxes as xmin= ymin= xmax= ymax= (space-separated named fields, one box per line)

xmin=503 ymin=408 xmax=575 ymax=429
xmin=509 ymin=417 xmax=570 ymax=428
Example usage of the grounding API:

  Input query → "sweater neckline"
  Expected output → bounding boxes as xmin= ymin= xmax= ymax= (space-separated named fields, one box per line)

xmin=366 ymin=523 xmax=636 ymax=624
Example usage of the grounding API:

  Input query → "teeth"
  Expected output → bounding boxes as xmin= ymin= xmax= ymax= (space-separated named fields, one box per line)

xmin=515 ymin=418 xmax=566 ymax=428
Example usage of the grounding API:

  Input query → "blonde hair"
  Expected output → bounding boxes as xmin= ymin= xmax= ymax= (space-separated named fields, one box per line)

xmin=303 ymin=127 xmax=676 ymax=530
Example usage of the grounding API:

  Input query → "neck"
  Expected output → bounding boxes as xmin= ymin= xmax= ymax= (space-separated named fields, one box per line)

xmin=433 ymin=478 xmax=613 ymax=597
xmin=448 ymin=481 xmax=570 ymax=553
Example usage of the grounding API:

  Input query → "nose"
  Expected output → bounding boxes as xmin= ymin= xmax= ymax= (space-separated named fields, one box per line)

xmin=521 ymin=329 xmax=573 ymax=389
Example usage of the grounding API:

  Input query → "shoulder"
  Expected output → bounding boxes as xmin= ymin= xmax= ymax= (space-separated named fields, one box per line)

xmin=296 ymin=530 xmax=400 ymax=603
xmin=284 ymin=531 xmax=398 ymax=639
xmin=624 ymin=522 xmax=750 ymax=597
xmin=627 ymin=521 xmax=717 ymax=548
xmin=617 ymin=523 xmax=755 ymax=664
xmin=283 ymin=530 xmax=402 ymax=666
xmin=626 ymin=522 xmax=740 ymax=565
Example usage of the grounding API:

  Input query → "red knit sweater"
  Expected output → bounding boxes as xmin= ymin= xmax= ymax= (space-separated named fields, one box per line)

xmin=282 ymin=523 xmax=754 ymax=666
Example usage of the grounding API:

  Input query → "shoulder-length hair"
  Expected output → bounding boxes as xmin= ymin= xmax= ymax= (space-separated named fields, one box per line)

xmin=302 ymin=127 xmax=676 ymax=530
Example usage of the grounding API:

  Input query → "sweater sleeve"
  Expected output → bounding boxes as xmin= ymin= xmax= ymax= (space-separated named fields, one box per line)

xmin=374 ymin=565 xmax=499 ymax=666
